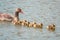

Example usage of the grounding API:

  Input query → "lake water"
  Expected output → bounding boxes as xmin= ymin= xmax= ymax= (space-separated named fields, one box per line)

xmin=0 ymin=0 xmax=60 ymax=40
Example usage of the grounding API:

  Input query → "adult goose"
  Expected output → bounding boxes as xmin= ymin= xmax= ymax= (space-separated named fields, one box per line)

xmin=0 ymin=8 xmax=23 ymax=23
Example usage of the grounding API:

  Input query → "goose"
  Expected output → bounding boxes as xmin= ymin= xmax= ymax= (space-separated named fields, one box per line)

xmin=0 ymin=8 xmax=23 ymax=24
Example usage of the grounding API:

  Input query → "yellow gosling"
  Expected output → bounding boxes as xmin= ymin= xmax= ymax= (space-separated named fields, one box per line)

xmin=17 ymin=20 xmax=22 ymax=25
xmin=21 ymin=20 xmax=27 ymax=26
xmin=33 ymin=23 xmax=37 ymax=27
xmin=25 ymin=22 xmax=30 ymax=26
xmin=28 ymin=23 xmax=33 ymax=27
xmin=38 ymin=23 xmax=43 ymax=28
xmin=32 ymin=22 xmax=36 ymax=27
xmin=21 ymin=22 xmax=25 ymax=26
xmin=28 ymin=22 xmax=36 ymax=27
xmin=47 ymin=24 xmax=55 ymax=31
xmin=33 ymin=23 xmax=43 ymax=28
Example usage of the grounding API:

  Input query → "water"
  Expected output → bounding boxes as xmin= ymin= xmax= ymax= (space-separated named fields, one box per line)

xmin=0 ymin=0 xmax=60 ymax=40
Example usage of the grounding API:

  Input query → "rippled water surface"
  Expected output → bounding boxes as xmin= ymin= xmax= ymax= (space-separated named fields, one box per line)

xmin=0 ymin=0 xmax=60 ymax=40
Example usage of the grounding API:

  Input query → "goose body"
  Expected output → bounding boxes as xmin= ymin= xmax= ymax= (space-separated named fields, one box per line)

xmin=0 ymin=13 xmax=13 ymax=21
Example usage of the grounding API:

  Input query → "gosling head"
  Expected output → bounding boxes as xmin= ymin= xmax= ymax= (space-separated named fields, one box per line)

xmin=22 ymin=20 xmax=27 ymax=22
xmin=40 ymin=23 xmax=43 ymax=26
xmin=48 ymin=24 xmax=55 ymax=28
xmin=32 ymin=22 xmax=36 ymax=24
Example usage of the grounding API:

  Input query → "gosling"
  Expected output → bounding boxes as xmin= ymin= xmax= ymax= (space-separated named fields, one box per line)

xmin=47 ymin=24 xmax=55 ymax=31
xmin=17 ymin=20 xmax=23 ymax=25
xmin=21 ymin=20 xmax=27 ymax=26
xmin=29 ymin=22 xmax=37 ymax=27
xmin=37 ymin=23 xmax=43 ymax=28
xmin=33 ymin=23 xmax=43 ymax=28
xmin=28 ymin=23 xmax=33 ymax=27
xmin=25 ymin=22 xmax=30 ymax=26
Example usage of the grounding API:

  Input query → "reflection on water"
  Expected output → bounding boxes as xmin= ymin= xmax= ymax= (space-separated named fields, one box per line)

xmin=0 ymin=0 xmax=60 ymax=40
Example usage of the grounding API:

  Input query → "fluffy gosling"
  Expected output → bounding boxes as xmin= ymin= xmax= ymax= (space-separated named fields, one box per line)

xmin=29 ymin=22 xmax=36 ymax=27
xmin=33 ymin=23 xmax=43 ymax=28
xmin=47 ymin=24 xmax=55 ymax=31
xmin=21 ymin=20 xmax=27 ymax=26
xmin=38 ymin=23 xmax=43 ymax=28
